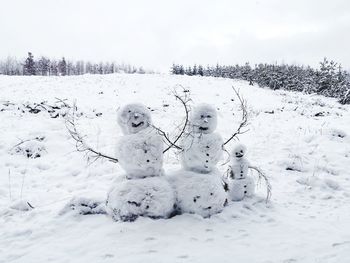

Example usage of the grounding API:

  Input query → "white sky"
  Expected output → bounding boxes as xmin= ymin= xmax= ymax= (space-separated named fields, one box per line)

xmin=1 ymin=0 xmax=350 ymax=71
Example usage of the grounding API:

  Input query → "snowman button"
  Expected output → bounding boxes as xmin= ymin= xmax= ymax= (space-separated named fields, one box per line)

xmin=205 ymin=160 xmax=209 ymax=163
xmin=244 ymin=185 xmax=247 ymax=188
xmin=244 ymin=191 xmax=247 ymax=194
xmin=206 ymin=153 xmax=209 ymax=156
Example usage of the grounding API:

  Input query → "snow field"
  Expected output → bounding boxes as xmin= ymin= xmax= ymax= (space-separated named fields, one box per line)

xmin=0 ymin=73 xmax=350 ymax=262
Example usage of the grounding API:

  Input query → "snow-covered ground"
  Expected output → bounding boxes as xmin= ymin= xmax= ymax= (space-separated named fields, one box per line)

xmin=1 ymin=73 xmax=350 ymax=263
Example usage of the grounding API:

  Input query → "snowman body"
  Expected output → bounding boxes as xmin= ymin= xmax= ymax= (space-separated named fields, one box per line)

xmin=181 ymin=132 xmax=223 ymax=174
xmin=116 ymin=127 xmax=164 ymax=179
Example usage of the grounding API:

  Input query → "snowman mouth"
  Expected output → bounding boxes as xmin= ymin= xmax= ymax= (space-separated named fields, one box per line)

xmin=132 ymin=121 xmax=144 ymax=128
xmin=199 ymin=126 xmax=209 ymax=131
xmin=235 ymin=153 xmax=243 ymax=158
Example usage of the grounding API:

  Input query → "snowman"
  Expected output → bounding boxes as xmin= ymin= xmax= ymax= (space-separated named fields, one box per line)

xmin=169 ymin=104 xmax=227 ymax=217
xmin=226 ymin=143 xmax=255 ymax=201
xmin=181 ymin=103 xmax=224 ymax=174
xmin=106 ymin=103 xmax=175 ymax=221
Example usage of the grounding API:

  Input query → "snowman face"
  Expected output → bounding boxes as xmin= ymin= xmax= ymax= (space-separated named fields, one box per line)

xmin=191 ymin=104 xmax=218 ymax=134
xmin=118 ymin=103 xmax=152 ymax=134
xmin=232 ymin=143 xmax=247 ymax=159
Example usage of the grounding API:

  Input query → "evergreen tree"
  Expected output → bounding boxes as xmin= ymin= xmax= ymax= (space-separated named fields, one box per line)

xmin=198 ymin=65 xmax=204 ymax=76
xmin=171 ymin=63 xmax=178 ymax=74
xmin=23 ymin=52 xmax=36 ymax=75
xmin=192 ymin=64 xmax=197 ymax=75
xmin=316 ymin=58 xmax=337 ymax=96
xmin=179 ymin=65 xmax=185 ymax=75
xmin=58 ymin=57 xmax=67 ymax=76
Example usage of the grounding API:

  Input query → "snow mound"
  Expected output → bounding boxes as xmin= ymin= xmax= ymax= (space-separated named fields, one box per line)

xmin=169 ymin=170 xmax=227 ymax=218
xmin=106 ymin=176 xmax=175 ymax=221
xmin=296 ymin=175 xmax=341 ymax=191
xmin=60 ymin=197 xmax=106 ymax=216
xmin=9 ymin=136 xmax=46 ymax=159
xmin=10 ymin=200 xmax=35 ymax=211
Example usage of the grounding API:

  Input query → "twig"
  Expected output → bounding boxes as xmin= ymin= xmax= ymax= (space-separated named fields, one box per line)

xmin=152 ymin=124 xmax=182 ymax=151
xmin=223 ymin=87 xmax=249 ymax=146
xmin=152 ymin=87 xmax=191 ymax=153
xmin=249 ymin=165 xmax=272 ymax=202
xmin=65 ymin=103 xmax=119 ymax=163
xmin=55 ymin=97 xmax=70 ymax=107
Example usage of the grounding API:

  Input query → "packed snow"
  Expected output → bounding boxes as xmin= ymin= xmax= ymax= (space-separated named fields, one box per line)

xmin=1 ymin=73 xmax=350 ymax=263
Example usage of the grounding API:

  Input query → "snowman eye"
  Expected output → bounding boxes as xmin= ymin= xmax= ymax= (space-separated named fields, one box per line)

xmin=207 ymin=115 xmax=211 ymax=118
xmin=240 ymin=150 xmax=243 ymax=153
xmin=200 ymin=115 xmax=204 ymax=118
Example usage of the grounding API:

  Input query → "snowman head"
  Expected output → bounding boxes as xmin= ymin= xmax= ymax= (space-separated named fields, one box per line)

xmin=190 ymin=104 xmax=218 ymax=134
xmin=118 ymin=103 xmax=152 ymax=134
xmin=232 ymin=143 xmax=247 ymax=159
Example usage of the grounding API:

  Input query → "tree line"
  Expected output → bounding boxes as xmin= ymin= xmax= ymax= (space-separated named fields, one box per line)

xmin=0 ymin=52 xmax=152 ymax=76
xmin=171 ymin=59 xmax=350 ymax=104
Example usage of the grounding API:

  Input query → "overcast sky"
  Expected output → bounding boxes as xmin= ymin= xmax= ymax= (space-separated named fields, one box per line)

xmin=1 ymin=0 xmax=350 ymax=71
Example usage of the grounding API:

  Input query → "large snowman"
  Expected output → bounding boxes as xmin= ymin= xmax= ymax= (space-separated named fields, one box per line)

xmin=170 ymin=104 xmax=227 ymax=217
xmin=106 ymin=103 xmax=175 ymax=221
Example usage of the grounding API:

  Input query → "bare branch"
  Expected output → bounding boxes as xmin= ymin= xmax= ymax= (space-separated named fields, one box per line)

xmin=152 ymin=87 xmax=191 ymax=153
xmin=54 ymin=97 xmax=70 ymax=107
xmin=152 ymin=124 xmax=182 ymax=151
xmin=65 ymin=103 xmax=118 ymax=163
xmin=223 ymin=87 xmax=249 ymax=146
xmin=249 ymin=165 xmax=272 ymax=202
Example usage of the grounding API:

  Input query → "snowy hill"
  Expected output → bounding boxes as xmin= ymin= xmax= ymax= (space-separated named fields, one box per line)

xmin=1 ymin=73 xmax=350 ymax=263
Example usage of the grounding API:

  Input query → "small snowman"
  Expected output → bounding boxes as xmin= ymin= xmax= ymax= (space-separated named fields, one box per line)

xmin=226 ymin=143 xmax=255 ymax=201
xmin=170 ymin=104 xmax=227 ymax=217
xmin=106 ymin=103 xmax=175 ymax=221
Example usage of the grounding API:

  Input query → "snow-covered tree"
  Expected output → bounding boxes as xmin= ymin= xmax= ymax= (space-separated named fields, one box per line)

xmin=58 ymin=57 xmax=67 ymax=76
xmin=23 ymin=52 xmax=36 ymax=75
xmin=37 ymin=56 xmax=50 ymax=76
